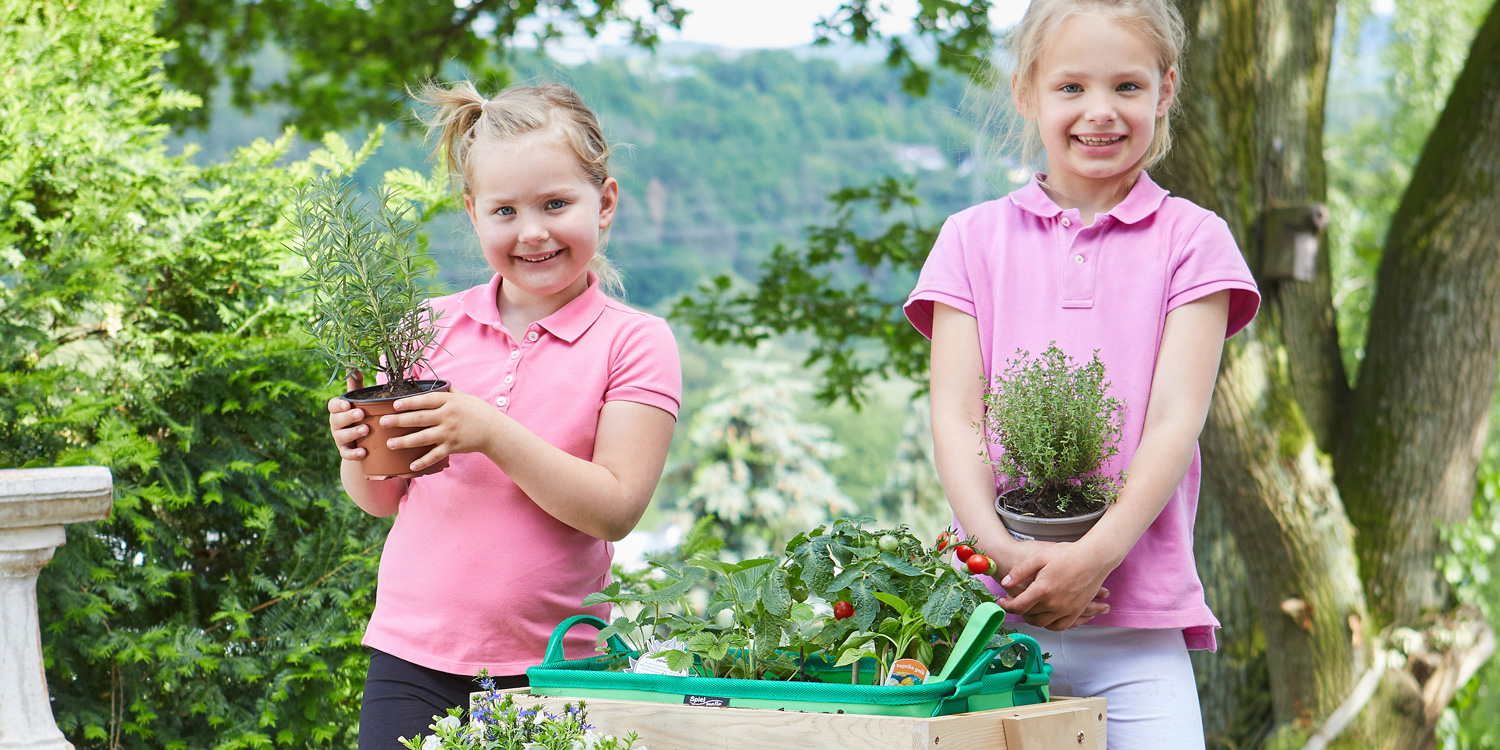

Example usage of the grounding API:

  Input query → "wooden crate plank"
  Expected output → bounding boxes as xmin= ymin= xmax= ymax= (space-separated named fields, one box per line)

xmin=1000 ymin=698 xmax=1106 ymax=750
xmin=497 ymin=690 xmax=1105 ymax=750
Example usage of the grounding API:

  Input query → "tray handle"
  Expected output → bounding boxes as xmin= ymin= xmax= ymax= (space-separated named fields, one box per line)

xmin=931 ymin=645 xmax=1005 ymax=717
xmin=1003 ymin=633 xmax=1046 ymax=684
xmin=542 ymin=614 xmax=632 ymax=665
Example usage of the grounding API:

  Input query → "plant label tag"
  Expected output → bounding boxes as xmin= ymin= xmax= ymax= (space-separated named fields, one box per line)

xmin=626 ymin=638 xmax=690 ymax=676
xmin=683 ymin=694 xmax=730 ymax=707
xmin=883 ymin=658 xmax=930 ymax=686
xmin=1004 ymin=527 xmax=1035 ymax=542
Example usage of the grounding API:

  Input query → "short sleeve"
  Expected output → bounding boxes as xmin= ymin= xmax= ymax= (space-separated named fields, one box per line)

xmin=606 ymin=317 xmax=683 ymax=418
xmin=1167 ymin=214 xmax=1261 ymax=338
xmin=904 ymin=218 xmax=977 ymax=339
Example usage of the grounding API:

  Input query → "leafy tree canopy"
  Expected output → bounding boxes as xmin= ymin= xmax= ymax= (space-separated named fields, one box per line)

xmin=156 ymin=0 xmax=996 ymax=135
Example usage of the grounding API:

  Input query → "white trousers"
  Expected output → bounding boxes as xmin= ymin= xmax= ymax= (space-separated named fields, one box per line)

xmin=1010 ymin=624 xmax=1206 ymax=750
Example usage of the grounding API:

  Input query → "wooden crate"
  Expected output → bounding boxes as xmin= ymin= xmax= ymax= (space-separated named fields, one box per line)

xmin=501 ymin=689 xmax=1106 ymax=750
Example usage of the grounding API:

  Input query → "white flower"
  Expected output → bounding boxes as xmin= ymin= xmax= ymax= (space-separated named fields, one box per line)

xmin=436 ymin=715 xmax=461 ymax=732
xmin=421 ymin=734 xmax=442 ymax=750
xmin=583 ymin=730 xmax=602 ymax=749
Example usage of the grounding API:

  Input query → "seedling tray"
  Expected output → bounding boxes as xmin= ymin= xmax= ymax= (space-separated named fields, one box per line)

xmin=525 ymin=615 xmax=1050 ymax=718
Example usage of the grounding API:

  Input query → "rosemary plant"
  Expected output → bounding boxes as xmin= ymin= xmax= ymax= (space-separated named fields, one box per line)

xmin=979 ymin=344 xmax=1125 ymax=516
xmin=291 ymin=176 xmax=440 ymax=397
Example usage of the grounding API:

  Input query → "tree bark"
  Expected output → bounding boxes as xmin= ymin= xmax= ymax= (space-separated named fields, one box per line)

xmin=1160 ymin=0 xmax=1500 ymax=745
xmin=1337 ymin=0 xmax=1500 ymax=629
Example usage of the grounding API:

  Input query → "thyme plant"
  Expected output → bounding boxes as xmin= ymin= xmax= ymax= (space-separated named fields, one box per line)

xmin=979 ymin=344 xmax=1125 ymax=516
xmin=291 ymin=176 xmax=439 ymax=396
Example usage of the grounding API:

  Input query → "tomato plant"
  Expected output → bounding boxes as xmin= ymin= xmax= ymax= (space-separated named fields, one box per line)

xmin=586 ymin=517 xmax=1009 ymax=682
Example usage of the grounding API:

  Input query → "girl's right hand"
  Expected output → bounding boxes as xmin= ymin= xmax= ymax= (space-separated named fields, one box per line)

xmin=327 ymin=372 xmax=368 ymax=462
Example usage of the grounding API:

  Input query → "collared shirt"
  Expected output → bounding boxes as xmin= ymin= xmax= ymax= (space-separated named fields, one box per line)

xmin=905 ymin=173 xmax=1259 ymax=650
xmin=363 ymin=273 xmax=681 ymax=675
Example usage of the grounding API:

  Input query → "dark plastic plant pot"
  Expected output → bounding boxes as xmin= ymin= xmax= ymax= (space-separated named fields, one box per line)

xmin=343 ymin=379 xmax=450 ymax=480
xmin=994 ymin=488 xmax=1106 ymax=543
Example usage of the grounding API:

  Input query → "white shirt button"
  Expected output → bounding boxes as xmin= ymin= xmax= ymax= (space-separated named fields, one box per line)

xmin=526 ymin=331 xmax=539 ymax=342
xmin=503 ymin=374 xmax=513 ymax=384
xmin=1061 ymin=217 xmax=1072 ymax=227
xmin=1074 ymin=254 xmax=1085 ymax=264
xmin=510 ymin=350 xmax=520 ymax=360
xmin=495 ymin=396 xmax=508 ymax=407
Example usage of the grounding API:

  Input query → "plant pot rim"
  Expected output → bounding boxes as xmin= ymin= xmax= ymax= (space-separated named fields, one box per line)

xmin=343 ymin=379 xmax=449 ymax=404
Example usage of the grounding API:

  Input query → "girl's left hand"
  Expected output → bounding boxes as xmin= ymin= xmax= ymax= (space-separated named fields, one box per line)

xmin=381 ymin=386 xmax=499 ymax=472
xmin=996 ymin=543 xmax=1114 ymax=631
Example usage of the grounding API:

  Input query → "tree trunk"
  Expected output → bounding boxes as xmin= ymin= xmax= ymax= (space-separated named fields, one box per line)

xmin=1160 ymin=0 xmax=1500 ymax=745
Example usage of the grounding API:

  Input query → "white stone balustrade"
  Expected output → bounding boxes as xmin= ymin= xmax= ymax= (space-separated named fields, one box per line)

xmin=0 ymin=467 xmax=113 ymax=750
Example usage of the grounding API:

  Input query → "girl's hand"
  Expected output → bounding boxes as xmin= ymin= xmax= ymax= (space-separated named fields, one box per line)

xmin=992 ymin=538 xmax=1110 ymax=627
xmin=381 ymin=386 xmax=498 ymax=473
xmin=996 ymin=543 xmax=1114 ymax=630
xmin=327 ymin=372 xmax=368 ymax=462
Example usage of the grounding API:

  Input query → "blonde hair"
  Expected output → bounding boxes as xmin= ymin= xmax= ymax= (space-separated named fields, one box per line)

xmin=977 ymin=0 xmax=1186 ymax=180
xmin=413 ymin=80 xmax=624 ymax=297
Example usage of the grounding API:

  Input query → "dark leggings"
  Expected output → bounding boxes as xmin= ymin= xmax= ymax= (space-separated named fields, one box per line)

xmin=359 ymin=649 xmax=528 ymax=750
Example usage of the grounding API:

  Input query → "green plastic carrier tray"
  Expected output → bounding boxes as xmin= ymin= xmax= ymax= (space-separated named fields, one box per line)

xmin=525 ymin=615 xmax=1050 ymax=718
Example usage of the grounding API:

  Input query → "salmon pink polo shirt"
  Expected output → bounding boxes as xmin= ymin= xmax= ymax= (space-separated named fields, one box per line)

xmin=904 ymin=173 xmax=1260 ymax=650
xmin=362 ymin=273 xmax=681 ymax=675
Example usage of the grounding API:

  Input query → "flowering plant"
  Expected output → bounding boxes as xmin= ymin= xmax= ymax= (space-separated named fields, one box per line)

xmin=399 ymin=678 xmax=643 ymax=750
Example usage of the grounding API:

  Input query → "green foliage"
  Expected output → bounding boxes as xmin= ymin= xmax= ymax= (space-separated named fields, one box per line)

xmin=672 ymin=360 xmax=855 ymax=557
xmin=673 ymin=178 xmax=943 ymax=407
xmin=812 ymin=1 xmax=995 ymax=97
xmin=980 ymin=345 xmax=1124 ymax=515
xmin=291 ymin=174 xmax=441 ymax=391
xmin=154 ymin=0 xmax=689 ymax=134
xmin=589 ymin=518 xmax=1008 ymax=685
xmin=0 ymin=1 xmax=401 ymax=746
xmin=154 ymin=0 xmax=997 ymax=137
xmin=402 ymin=694 xmax=640 ymax=750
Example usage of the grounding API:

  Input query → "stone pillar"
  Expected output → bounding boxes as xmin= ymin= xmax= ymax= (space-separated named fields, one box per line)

xmin=0 ymin=467 xmax=113 ymax=750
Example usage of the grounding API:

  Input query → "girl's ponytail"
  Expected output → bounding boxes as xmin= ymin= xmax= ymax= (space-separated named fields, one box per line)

xmin=411 ymin=80 xmax=491 ymax=195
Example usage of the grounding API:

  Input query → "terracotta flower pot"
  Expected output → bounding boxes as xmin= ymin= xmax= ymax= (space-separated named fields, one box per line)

xmin=343 ymin=379 xmax=450 ymax=480
xmin=994 ymin=488 xmax=1106 ymax=543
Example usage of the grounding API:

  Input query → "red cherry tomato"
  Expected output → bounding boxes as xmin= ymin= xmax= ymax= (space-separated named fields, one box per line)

xmin=833 ymin=600 xmax=855 ymax=620
xmin=953 ymin=544 xmax=976 ymax=562
xmin=937 ymin=530 xmax=955 ymax=551
xmin=966 ymin=554 xmax=995 ymax=576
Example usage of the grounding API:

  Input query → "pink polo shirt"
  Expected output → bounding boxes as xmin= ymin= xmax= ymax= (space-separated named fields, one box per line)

xmin=362 ymin=273 xmax=681 ymax=675
xmin=905 ymin=173 xmax=1259 ymax=650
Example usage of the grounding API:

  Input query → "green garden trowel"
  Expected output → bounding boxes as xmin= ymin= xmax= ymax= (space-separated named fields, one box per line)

xmin=925 ymin=601 xmax=1007 ymax=684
